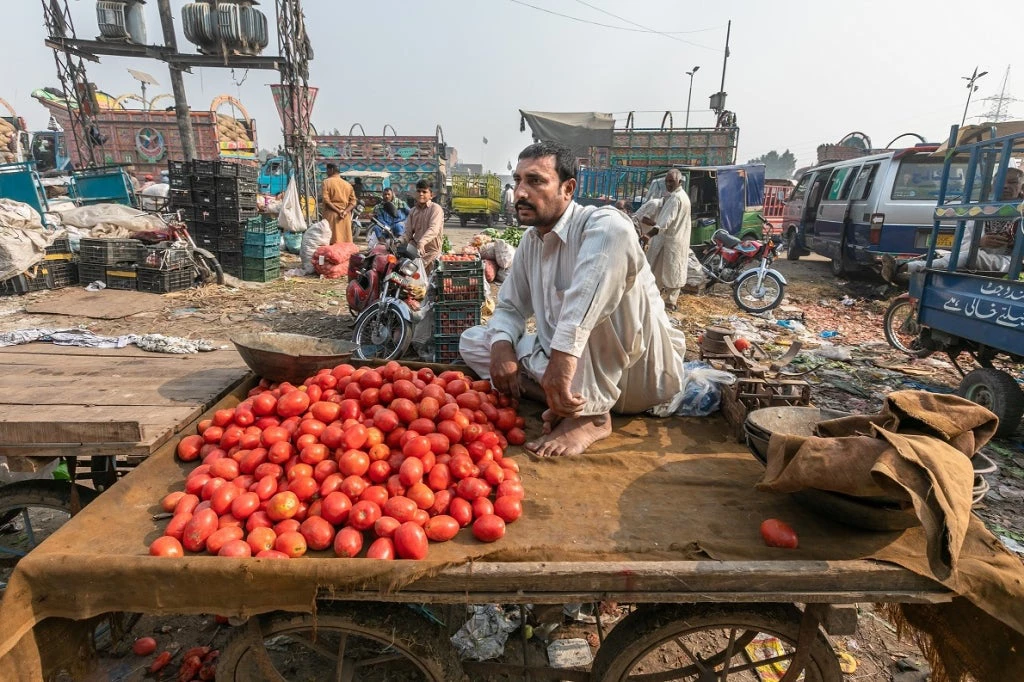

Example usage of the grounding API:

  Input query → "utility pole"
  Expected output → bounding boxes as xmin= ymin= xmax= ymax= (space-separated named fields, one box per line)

xmin=157 ymin=0 xmax=196 ymax=161
xmin=979 ymin=66 xmax=1021 ymax=123
xmin=685 ymin=66 xmax=700 ymax=129
xmin=960 ymin=66 xmax=988 ymax=128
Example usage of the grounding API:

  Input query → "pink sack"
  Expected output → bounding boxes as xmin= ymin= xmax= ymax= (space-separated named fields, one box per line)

xmin=483 ymin=258 xmax=497 ymax=282
xmin=313 ymin=242 xmax=361 ymax=279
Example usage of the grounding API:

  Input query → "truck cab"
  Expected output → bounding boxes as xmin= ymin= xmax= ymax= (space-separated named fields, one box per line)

xmin=259 ymin=155 xmax=291 ymax=195
xmin=30 ymin=130 xmax=71 ymax=174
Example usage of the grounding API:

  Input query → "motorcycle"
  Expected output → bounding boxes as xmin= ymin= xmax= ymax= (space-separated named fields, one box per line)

xmin=699 ymin=215 xmax=787 ymax=313
xmin=883 ymin=293 xmax=932 ymax=358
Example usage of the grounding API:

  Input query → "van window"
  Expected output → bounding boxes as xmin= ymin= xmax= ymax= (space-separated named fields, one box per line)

xmin=825 ymin=167 xmax=853 ymax=201
xmin=848 ymin=163 xmax=880 ymax=201
xmin=790 ymin=173 xmax=812 ymax=201
xmin=891 ymin=156 xmax=969 ymax=201
xmin=838 ymin=167 xmax=862 ymax=200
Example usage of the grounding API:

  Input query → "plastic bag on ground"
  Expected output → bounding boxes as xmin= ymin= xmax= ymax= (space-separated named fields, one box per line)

xmin=492 ymin=238 xmax=516 ymax=269
xmin=686 ymin=250 xmax=706 ymax=287
xmin=300 ymin=220 xmax=333 ymax=274
xmin=313 ymin=242 xmax=360 ymax=279
xmin=650 ymin=361 xmax=737 ymax=417
xmin=277 ymin=177 xmax=307 ymax=233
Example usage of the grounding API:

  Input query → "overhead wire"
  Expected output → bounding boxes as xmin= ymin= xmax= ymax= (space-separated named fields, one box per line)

xmin=572 ymin=0 xmax=717 ymax=50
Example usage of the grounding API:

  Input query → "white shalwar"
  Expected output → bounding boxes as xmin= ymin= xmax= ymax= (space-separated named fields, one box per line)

xmin=907 ymin=219 xmax=1018 ymax=274
xmin=459 ymin=202 xmax=687 ymax=415
xmin=646 ymin=187 xmax=692 ymax=291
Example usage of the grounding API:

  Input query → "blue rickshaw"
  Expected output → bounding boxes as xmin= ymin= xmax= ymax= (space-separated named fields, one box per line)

xmin=908 ymin=123 xmax=1024 ymax=436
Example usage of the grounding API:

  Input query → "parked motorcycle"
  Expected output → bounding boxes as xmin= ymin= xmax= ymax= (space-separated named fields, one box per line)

xmin=883 ymin=293 xmax=932 ymax=358
xmin=699 ymin=215 xmax=787 ymax=313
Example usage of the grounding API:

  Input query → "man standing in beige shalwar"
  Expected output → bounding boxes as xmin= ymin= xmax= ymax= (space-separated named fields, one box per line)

xmin=460 ymin=142 xmax=687 ymax=457
xmin=641 ymin=168 xmax=691 ymax=310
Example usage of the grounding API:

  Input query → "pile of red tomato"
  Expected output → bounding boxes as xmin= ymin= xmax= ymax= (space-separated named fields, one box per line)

xmin=150 ymin=362 xmax=527 ymax=561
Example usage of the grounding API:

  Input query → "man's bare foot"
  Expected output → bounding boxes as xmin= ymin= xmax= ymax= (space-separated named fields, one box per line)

xmin=526 ymin=413 xmax=612 ymax=457
xmin=540 ymin=408 xmax=562 ymax=435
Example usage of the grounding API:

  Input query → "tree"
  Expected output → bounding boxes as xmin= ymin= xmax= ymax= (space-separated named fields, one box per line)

xmin=747 ymin=149 xmax=797 ymax=179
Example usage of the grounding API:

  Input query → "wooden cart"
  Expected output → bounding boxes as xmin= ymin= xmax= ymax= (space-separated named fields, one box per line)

xmin=4 ymin=365 xmax=1017 ymax=682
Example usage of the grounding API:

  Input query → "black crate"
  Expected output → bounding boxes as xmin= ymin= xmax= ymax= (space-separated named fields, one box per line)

xmin=78 ymin=262 xmax=106 ymax=286
xmin=167 ymin=189 xmax=192 ymax=208
xmin=433 ymin=335 xmax=465 ymax=364
xmin=433 ymin=301 xmax=482 ymax=336
xmin=217 ymin=205 xmax=259 ymax=222
xmin=215 ymin=176 xmax=258 ymax=193
xmin=218 ymin=251 xmax=243 ymax=272
xmin=79 ymin=238 xmax=142 ymax=265
xmin=138 ymin=245 xmax=190 ymax=270
xmin=0 ymin=265 xmax=53 ymax=296
xmin=169 ymin=175 xmax=191 ymax=190
xmin=216 ymin=191 xmax=258 ymax=210
xmin=192 ymin=159 xmax=217 ymax=176
xmin=193 ymin=206 xmax=217 ymax=223
xmin=168 ymin=160 xmax=190 ymax=177
xmin=45 ymin=238 xmax=72 ymax=256
xmin=136 ymin=267 xmax=193 ymax=293
xmin=49 ymin=261 xmax=78 ymax=289
xmin=192 ymin=189 xmax=217 ymax=207
xmin=219 ymin=236 xmax=243 ymax=253
xmin=195 ymin=235 xmax=220 ymax=253
xmin=105 ymin=266 xmax=137 ymax=290
xmin=191 ymin=175 xmax=216 ymax=191
xmin=218 ymin=220 xmax=247 ymax=240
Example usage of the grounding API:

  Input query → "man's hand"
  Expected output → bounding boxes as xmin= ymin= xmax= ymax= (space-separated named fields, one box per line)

xmin=980 ymin=233 xmax=1010 ymax=249
xmin=490 ymin=340 xmax=521 ymax=398
xmin=540 ymin=350 xmax=586 ymax=418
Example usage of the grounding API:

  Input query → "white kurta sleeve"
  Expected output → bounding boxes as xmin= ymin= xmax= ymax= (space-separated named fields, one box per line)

xmin=550 ymin=212 xmax=632 ymax=357
xmin=488 ymin=233 xmax=534 ymax=348
xmin=654 ymin=194 xmax=682 ymax=236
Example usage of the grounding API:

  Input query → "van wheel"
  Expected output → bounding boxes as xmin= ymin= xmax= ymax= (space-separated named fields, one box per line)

xmin=830 ymin=244 xmax=858 ymax=277
xmin=786 ymin=228 xmax=801 ymax=261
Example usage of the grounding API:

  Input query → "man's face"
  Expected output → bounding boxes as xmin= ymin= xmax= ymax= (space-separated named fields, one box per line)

xmin=1001 ymin=172 xmax=1023 ymax=200
xmin=416 ymin=188 xmax=432 ymax=206
xmin=383 ymin=189 xmax=394 ymax=203
xmin=665 ymin=173 xmax=680 ymax=192
xmin=513 ymin=155 xmax=575 ymax=231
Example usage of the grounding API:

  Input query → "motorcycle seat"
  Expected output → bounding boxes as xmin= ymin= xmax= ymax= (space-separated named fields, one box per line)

xmin=715 ymin=230 xmax=741 ymax=248
xmin=735 ymin=243 xmax=760 ymax=254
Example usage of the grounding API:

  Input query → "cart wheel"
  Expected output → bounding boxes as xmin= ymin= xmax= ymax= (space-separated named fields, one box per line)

xmin=0 ymin=480 xmax=98 ymax=568
xmin=590 ymin=603 xmax=842 ymax=682
xmin=957 ymin=368 xmax=1024 ymax=437
xmin=215 ymin=602 xmax=463 ymax=682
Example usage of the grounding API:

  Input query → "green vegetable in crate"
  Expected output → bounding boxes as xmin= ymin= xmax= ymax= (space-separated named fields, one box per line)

xmin=500 ymin=227 xmax=524 ymax=247
xmin=482 ymin=228 xmax=501 ymax=239
xmin=441 ymin=235 xmax=452 ymax=254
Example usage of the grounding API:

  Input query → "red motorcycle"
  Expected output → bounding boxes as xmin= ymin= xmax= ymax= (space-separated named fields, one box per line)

xmin=346 ymin=204 xmax=415 ymax=315
xmin=699 ymin=215 xmax=787 ymax=313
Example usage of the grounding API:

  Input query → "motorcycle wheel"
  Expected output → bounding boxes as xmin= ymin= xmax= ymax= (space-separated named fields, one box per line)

xmin=352 ymin=302 xmax=413 ymax=361
xmin=732 ymin=270 xmax=785 ymax=313
xmin=193 ymin=248 xmax=224 ymax=286
xmin=883 ymin=297 xmax=932 ymax=358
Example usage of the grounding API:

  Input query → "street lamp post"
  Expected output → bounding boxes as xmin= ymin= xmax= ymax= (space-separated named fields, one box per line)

xmin=960 ymin=66 xmax=989 ymax=128
xmin=685 ymin=66 xmax=700 ymax=129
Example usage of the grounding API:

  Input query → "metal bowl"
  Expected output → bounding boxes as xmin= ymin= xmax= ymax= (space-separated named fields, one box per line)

xmin=744 ymin=407 xmax=850 ymax=465
xmin=232 ymin=332 xmax=357 ymax=384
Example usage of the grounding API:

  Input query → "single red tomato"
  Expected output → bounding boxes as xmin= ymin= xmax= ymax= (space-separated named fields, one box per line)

xmin=760 ymin=519 xmax=799 ymax=549
xmin=365 ymin=537 xmax=395 ymax=560
xmin=149 ymin=536 xmax=184 ymax=558
xmin=393 ymin=522 xmax=429 ymax=560
xmin=472 ymin=514 xmax=506 ymax=543
xmin=132 ymin=637 xmax=158 ymax=656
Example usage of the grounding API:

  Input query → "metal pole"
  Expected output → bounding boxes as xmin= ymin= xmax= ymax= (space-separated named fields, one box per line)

xmin=685 ymin=74 xmax=694 ymax=129
xmin=157 ymin=0 xmax=197 ymax=161
xmin=961 ymin=86 xmax=976 ymax=129
xmin=719 ymin=20 xmax=731 ymax=95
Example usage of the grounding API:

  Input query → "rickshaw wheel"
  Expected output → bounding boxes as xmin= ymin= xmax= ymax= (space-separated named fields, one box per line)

xmin=0 ymin=480 xmax=98 ymax=568
xmin=957 ymin=368 xmax=1024 ymax=437
xmin=216 ymin=602 xmax=463 ymax=682
xmin=590 ymin=603 xmax=842 ymax=682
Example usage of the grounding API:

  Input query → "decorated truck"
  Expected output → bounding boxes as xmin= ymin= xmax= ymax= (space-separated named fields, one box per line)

xmin=313 ymin=127 xmax=449 ymax=207
xmin=32 ymin=90 xmax=258 ymax=177
xmin=451 ymin=173 xmax=502 ymax=227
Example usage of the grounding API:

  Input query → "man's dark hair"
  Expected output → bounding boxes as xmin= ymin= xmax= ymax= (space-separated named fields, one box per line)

xmin=325 ymin=163 xmax=338 ymax=174
xmin=518 ymin=141 xmax=577 ymax=183
xmin=416 ymin=178 xmax=434 ymax=191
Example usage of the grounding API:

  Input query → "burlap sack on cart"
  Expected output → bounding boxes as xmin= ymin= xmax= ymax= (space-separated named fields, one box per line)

xmin=1 ymin=398 xmax=1023 ymax=681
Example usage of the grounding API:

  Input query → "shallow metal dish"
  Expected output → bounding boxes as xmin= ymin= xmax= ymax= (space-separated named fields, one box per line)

xmin=232 ymin=332 xmax=357 ymax=384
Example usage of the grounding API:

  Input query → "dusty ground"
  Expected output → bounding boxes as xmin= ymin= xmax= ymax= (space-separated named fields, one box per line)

xmin=5 ymin=222 xmax=1021 ymax=680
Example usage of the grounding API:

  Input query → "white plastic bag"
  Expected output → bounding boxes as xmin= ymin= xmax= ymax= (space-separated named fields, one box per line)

xmin=650 ymin=361 xmax=736 ymax=417
xmin=686 ymin=250 xmax=706 ymax=287
xmin=492 ymin=238 xmax=516 ymax=269
xmin=278 ymin=177 xmax=308 ymax=233
xmin=300 ymin=219 xmax=333 ymax=274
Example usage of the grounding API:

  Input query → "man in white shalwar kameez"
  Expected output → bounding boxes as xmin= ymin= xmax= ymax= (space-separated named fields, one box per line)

xmin=641 ymin=169 xmax=691 ymax=310
xmin=460 ymin=142 xmax=687 ymax=457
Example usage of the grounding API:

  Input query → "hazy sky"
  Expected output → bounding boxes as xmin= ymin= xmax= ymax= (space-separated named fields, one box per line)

xmin=4 ymin=0 xmax=1020 ymax=173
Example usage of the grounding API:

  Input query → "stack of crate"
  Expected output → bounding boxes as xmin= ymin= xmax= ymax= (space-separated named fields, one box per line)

xmin=0 ymin=238 xmax=81 ymax=295
xmin=168 ymin=159 xmax=259 ymax=277
xmin=432 ymin=256 xmax=486 ymax=363
xmin=135 ymin=243 xmax=195 ymax=294
xmin=241 ymin=215 xmax=281 ymax=281
xmin=78 ymin=238 xmax=143 ymax=290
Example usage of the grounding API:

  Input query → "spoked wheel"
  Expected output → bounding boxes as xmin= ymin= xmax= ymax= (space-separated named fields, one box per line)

xmin=591 ymin=603 xmax=842 ymax=682
xmin=786 ymin=228 xmax=801 ymax=261
xmin=883 ymin=297 xmax=931 ymax=358
xmin=732 ymin=271 xmax=785 ymax=313
xmin=215 ymin=602 xmax=462 ymax=681
xmin=957 ymin=368 xmax=1024 ymax=438
xmin=193 ymin=247 xmax=225 ymax=285
xmin=352 ymin=302 xmax=413 ymax=361
xmin=0 ymin=480 xmax=98 ymax=569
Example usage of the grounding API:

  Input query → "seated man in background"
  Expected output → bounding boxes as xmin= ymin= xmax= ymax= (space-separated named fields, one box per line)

xmin=460 ymin=142 xmax=687 ymax=457
xmin=372 ymin=186 xmax=409 ymax=238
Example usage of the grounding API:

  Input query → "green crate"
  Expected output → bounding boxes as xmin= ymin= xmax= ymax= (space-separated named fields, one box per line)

xmin=244 ymin=229 xmax=280 ymax=247
xmin=433 ymin=301 xmax=481 ymax=336
xmin=691 ymin=223 xmax=718 ymax=246
xmin=245 ymin=215 xmax=279 ymax=234
xmin=437 ymin=256 xmax=484 ymax=274
xmin=432 ymin=335 xmax=466 ymax=364
xmin=242 ymin=242 xmax=280 ymax=259
xmin=435 ymin=271 xmax=486 ymax=303
xmin=242 ymin=256 xmax=280 ymax=282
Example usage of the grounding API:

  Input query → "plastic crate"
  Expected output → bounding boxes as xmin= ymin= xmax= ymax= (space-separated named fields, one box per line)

xmin=195 ymin=235 xmax=220 ymax=253
xmin=435 ymin=271 xmax=486 ymax=303
xmin=244 ymin=229 xmax=280 ymax=247
xmin=167 ymin=189 xmax=191 ymax=208
xmin=246 ymin=216 xmax=279 ymax=235
xmin=191 ymin=175 xmax=216 ymax=190
xmin=104 ymin=266 xmax=137 ymax=290
xmin=215 ymin=176 xmax=258 ymax=193
xmin=219 ymin=236 xmax=243 ymax=253
xmin=193 ymin=206 xmax=217 ymax=223
xmin=218 ymin=251 xmax=243 ymax=272
xmin=48 ymin=261 xmax=78 ymax=289
xmin=433 ymin=301 xmax=481 ymax=336
xmin=78 ymin=262 xmax=106 ymax=286
xmin=0 ymin=265 xmax=52 ymax=296
xmin=45 ymin=238 xmax=71 ymax=255
xmin=169 ymin=175 xmax=191 ymax=190
xmin=242 ymin=258 xmax=280 ymax=282
xmin=438 ymin=256 xmax=484 ymax=274
xmin=192 ymin=159 xmax=217 ymax=176
xmin=242 ymin=243 xmax=279 ymax=259
xmin=216 ymin=191 xmax=258 ymax=210
xmin=168 ymin=160 xmax=190 ymax=177
xmin=136 ymin=267 xmax=193 ymax=293
xmin=192 ymin=189 xmax=216 ymax=207
xmin=79 ymin=238 xmax=142 ymax=265
xmin=218 ymin=220 xmax=247 ymax=240
xmin=433 ymin=335 xmax=465 ymax=364
xmin=138 ymin=245 xmax=190 ymax=270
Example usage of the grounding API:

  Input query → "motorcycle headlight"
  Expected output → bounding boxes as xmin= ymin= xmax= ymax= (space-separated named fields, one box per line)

xmin=398 ymin=259 xmax=417 ymax=277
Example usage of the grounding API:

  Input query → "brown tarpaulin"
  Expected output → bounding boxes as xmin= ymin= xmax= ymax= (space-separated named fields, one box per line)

xmin=1 ymin=404 xmax=1023 ymax=680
